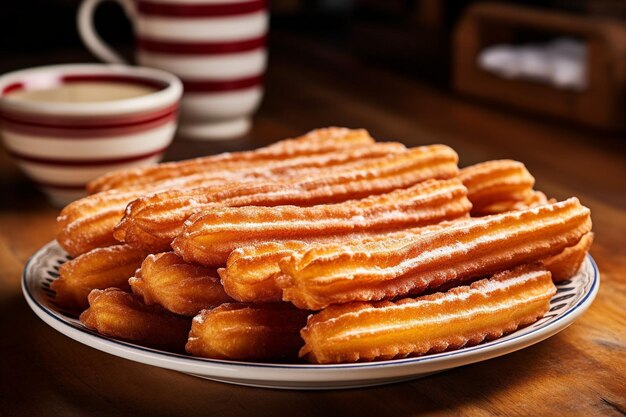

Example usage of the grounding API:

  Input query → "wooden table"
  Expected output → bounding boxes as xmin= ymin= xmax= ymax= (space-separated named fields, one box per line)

xmin=1 ymin=34 xmax=625 ymax=416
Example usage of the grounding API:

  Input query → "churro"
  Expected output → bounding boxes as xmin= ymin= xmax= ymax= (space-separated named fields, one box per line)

xmin=220 ymin=241 xmax=310 ymax=303
xmin=46 ymin=127 xmax=596 ymax=365
xmin=186 ymin=303 xmax=309 ymax=360
xmin=459 ymin=160 xmax=535 ymax=215
xmin=173 ymin=179 xmax=471 ymax=266
xmin=130 ymin=252 xmax=232 ymax=316
xmin=58 ymin=142 xmax=405 ymax=257
xmin=542 ymin=232 xmax=594 ymax=282
xmin=477 ymin=190 xmax=552 ymax=215
xmin=88 ymin=127 xmax=376 ymax=193
xmin=51 ymin=245 xmax=149 ymax=311
xmin=220 ymin=222 xmax=457 ymax=302
xmin=300 ymin=265 xmax=556 ymax=363
xmin=115 ymin=144 xmax=459 ymax=252
xmin=277 ymin=198 xmax=591 ymax=310
xmin=80 ymin=288 xmax=191 ymax=352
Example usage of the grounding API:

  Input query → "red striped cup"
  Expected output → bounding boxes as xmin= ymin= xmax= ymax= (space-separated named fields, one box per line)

xmin=78 ymin=0 xmax=268 ymax=140
xmin=0 ymin=64 xmax=182 ymax=206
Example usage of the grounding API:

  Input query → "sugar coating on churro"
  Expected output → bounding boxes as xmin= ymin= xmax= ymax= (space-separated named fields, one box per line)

xmin=47 ymin=128 xmax=594 ymax=363
xmin=57 ymin=128 xmax=397 ymax=256
xmin=459 ymin=159 xmax=535 ymax=215
xmin=219 ymin=221 xmax=461 ymax=303
xmin=88 ymin=127 xmax=378 ymax=193
xmin=277 ymin=198 xmax=591 ymax=309
xmin=173 ymin=179 xmax=471 ymax=266
xmin=115 ymin=144 xmax=459 ymax=252
xmin=300 ymin=265 xmax=556 ymax=363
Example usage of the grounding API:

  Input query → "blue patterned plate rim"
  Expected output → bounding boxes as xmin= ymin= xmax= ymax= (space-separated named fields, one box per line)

xmin=22 ymin=240 xmax=600 ymax=371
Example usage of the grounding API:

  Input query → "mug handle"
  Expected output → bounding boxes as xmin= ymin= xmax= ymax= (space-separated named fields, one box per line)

xmin=77 ymin=0 xmax=136 ymax=64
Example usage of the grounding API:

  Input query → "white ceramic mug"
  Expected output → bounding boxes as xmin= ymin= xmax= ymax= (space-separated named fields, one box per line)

xmin=78 ymin=0 xmax=268 ymax=140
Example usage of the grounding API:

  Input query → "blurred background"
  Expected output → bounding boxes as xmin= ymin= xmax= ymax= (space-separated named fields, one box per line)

xmin=1 ymin=0 xmax=625 ymax=205
xmin=3 ymin=1 xmax=626 ymax=82
xmin=4 ymin=0 xmax=626 ymax=133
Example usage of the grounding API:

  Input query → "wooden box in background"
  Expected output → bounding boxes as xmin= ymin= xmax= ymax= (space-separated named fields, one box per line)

xmin=453 ymin=3 xmax=626 ymax=130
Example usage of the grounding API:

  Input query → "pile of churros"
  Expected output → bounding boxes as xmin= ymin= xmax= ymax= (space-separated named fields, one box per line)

xmin=52 ymin=127 xmax=593 ymax=363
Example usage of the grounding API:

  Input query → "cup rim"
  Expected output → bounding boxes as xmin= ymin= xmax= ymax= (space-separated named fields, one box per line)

xmin=0 ymin=63 xmax=183 ymax=117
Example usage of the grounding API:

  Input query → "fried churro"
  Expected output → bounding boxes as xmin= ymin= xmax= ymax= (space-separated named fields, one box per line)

xmin=88 ymin=127 xmax=376 ymax=193
xmin=459 ymin=160 xmax=535 ymax=215
xmin=51 ymin=245 xmax=149 ymax=311
xmin=58 ymin=142 xmax=406 ymax=257
xmin=173 ymin=179 xmax=471 ymax=266
xmin=277 ymin=198 xmax=591 ymax=310
xmin=115 ymin=144 xmax=459 ymax=252
xmin=130 ymin=252 xmax=232 ymax=316
xmin=186 ymin=303 xmax=309 ymax=360
xmin=80 ymin=288 xmax=191 ymax=352
xmin=477 ymin=190 xmax=552 ymax=216
xmin=542 ymin=232 xmax=594 ymax=282
xmin=47 ymin=127 xmax=596 ymax=365
xmin=300 ymin=265 xmax=556 ymax=363
xmin=219 ymin=222 xmax=457 ymax=303
xmin=220 ymin=241 xmax=310 ymax=303
xmin=56 ymin=192 xmax=146 ymax=258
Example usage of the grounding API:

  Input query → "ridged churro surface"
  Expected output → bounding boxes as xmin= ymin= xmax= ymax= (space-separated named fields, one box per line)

xmin=58 ymin=142 xmax=405 ymax=257
xmin=300 ymin=265 xmax=556 ymax=363
xmin=542 ymin=232 xmax=594 ymax=282
xmin=115 ymin=145 xmax=459 ymax=252
xmin=278 ymin=198 xmax=591 ymax=309
xmin=173 ymin=179 xmax=471 ymax=266
xmin=51 ymin=245 xmax=148 ymax=311
xmin=186 ymin=303 xmax=309 ymax=360
xmin=88 ymin=127 xmax=376 ymax=193
xmin=46 ymin=127 xmax=595 ymax=364
xmin=220 ymin=241 xmax=310 ymax=302
xmin=459 ymin=160 xmax=535 ymax=215
xmin=130 ymin=252 xmax=232 ymax=316
xmin=477 ymin=190 xmax=552 ymax=215
xmin=219 ymin=222 xmax=458 ymax=302
xmin=80 ymin=288 xmax=191 ymax=351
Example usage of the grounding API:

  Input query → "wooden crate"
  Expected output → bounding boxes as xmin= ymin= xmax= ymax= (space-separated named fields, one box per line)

xmin=453 ymin=3 xmax=626 ymax=130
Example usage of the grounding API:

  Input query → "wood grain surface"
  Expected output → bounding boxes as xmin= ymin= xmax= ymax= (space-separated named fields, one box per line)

xmin=0 ymin=34 xmax=624 ymax=417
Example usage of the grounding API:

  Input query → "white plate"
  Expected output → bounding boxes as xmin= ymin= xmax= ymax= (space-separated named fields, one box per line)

xmin=22 ymin=241 xmax=599 ymax=390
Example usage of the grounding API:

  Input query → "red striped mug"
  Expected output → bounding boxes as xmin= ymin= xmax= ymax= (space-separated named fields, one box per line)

xmin=0 ymin=64 xmax=182 ymax=205
xmin=78 ymin=0 xmax=267 ymax=140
